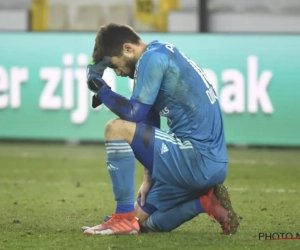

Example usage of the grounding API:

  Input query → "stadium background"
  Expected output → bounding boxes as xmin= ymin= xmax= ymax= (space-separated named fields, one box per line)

xmin=1 ymin=0 xmax=300 ymax=146
xmin=1 ymin=1 xmax=300 ymax=249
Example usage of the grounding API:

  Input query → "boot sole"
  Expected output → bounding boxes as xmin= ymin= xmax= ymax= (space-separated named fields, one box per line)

xmin=213 ymin=184 xmax=240 ymax=234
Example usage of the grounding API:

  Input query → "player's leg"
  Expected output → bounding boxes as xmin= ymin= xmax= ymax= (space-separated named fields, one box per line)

xmin=143 ymin=198 xmax=203 ymax=232
xmin=84 ymin=119 xmax=141 ymax=235
xmin=134 ymin=181 xmax=209 ymax=232
xmin=130 ymin=126 xmax=239 ymax=234
xmin=135 ymin=180 xmax=210 ymax=216
xmin=90 ymin=180 xmax=206 ymax=233
xmin=84 ymin=119 xmax=203 ymax=235
xmin=148 ymin=129 xmax=239 ymax=234
xmin=84 ymin=119 xmax=161 ymax=235
xmin=139 ymin=184 xmax=238 ymax=234
xmin=84 ymin=120 xmax=238 ymax=235
xmin=97 ymin=183 xmax=238 ymax=234
xmin=133 ymin=178 xmax=239 ymax=234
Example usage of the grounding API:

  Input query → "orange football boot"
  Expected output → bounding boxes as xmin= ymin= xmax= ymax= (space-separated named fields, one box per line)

xmin=84 ymin=211 xmax=139 ymax=235
xmin=200 ymin=184 xmax=239 ymax=234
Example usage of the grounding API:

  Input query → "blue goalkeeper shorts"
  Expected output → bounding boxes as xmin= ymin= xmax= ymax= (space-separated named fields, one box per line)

xmin=131 ymin=123 xmax=228 ymax=213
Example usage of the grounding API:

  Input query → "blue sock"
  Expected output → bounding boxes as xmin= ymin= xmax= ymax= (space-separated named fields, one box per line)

xmin=146 ymin=198 xmax=205 ymax=232
xmin=106 ymin=140 xmax=135 ymax=214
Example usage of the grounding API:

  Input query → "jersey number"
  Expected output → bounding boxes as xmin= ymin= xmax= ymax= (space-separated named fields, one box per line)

xmin=180 ymin=52 xmax=217 ymax=104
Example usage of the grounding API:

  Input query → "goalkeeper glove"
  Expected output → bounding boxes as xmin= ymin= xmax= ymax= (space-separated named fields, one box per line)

xmin=87 ymin=56 xmax=110 ymax=84
xmin=87 ymin=56 xmax=111 ymax=108
xmin=90 ymin=78 xmax=111 ymax=108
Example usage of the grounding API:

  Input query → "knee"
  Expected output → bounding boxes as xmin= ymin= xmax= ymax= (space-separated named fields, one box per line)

xmin=104 ymin=118 xmax=125 ymax=140
xmin=104 ymin=119 xmax=136 ymax=142
xmin=105 ymin=119 xmax=121 ymax=137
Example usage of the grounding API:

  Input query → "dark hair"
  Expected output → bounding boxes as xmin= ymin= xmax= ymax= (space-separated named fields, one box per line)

xmin=92 ymin=23 xmax=141 ymax=62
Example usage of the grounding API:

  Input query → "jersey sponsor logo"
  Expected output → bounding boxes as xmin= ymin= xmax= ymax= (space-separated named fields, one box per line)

xmin=161 ymin=143 xmax=169 ymax=154
xmin=159 ymin=107 xmax=169 ymax=117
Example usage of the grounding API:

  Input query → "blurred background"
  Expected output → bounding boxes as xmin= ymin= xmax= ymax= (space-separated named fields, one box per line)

xmin=0 ymin=0 xmax=300 ymax=147
xmin=1 ymin=0 xmax=300 ymax=32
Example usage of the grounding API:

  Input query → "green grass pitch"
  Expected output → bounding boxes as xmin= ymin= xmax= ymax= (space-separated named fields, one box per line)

xmin=0 ymin=143 xmax=299 ymax=250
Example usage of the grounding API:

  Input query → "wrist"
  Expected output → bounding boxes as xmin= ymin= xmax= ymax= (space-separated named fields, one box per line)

xmin=143 ymin=169 xmax=154 ymax=185
xmin=97 ymin=85 xmax=111 ymax=101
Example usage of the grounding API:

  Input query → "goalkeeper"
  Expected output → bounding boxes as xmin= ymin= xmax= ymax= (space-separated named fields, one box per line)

xmin=83 ymin=23 xmax=239 ymax=235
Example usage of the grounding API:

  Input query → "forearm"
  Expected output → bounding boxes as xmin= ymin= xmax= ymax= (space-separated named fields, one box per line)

xmin=98 ymin=87 xmax=151 ymax=123
xmin=140 ymin=107 xmax=160 ymax=128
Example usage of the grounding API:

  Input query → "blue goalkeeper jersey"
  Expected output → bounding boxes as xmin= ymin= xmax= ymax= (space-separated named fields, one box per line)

xmin=131 ymin=40 xmax=228 ymax=162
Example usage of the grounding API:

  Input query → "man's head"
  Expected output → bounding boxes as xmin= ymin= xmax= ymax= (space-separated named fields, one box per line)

xmin=93 ymin=23 xmax=146 ymax=79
